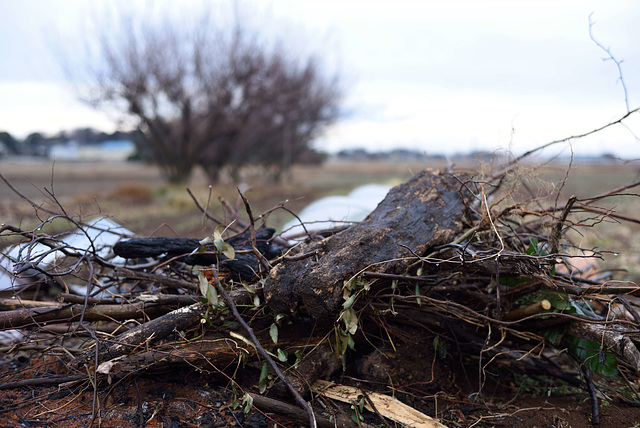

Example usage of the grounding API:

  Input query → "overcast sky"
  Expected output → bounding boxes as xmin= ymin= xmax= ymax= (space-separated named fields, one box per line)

xmin=1 ymin=0 xmax=639 ymax=157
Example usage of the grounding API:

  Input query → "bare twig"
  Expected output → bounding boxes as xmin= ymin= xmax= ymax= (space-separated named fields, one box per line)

xmin=210 ymin=267 xmax=317 ymax=428
xmin=582 ymin=363 xmax=600 ymax=425
xmin=491 ymin=106 xmax=640 ymax=180
xmin=0 ymin=172 xmax=60 ymax=216
xmin=589 ymin=13 xmax=629 ymax=113
xmin=238 ymin=189 xmax=271 ymax=272
xmin=186 ymin=187 xmax=230 ymax=229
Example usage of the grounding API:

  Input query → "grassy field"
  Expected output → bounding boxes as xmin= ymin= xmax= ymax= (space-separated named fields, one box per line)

xmin=0 ymin=158 xmax=446 ymax=235
xmin=2 ymin=156 xmax=640 ymax=279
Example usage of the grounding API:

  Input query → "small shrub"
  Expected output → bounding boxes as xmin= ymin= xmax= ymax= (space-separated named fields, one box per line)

xmin=107 ymin=184 xmax=154 ymax=204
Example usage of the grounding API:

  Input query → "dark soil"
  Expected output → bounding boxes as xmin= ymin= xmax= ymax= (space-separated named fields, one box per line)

xmin=1 ymin=329 xmax=639 ymax=427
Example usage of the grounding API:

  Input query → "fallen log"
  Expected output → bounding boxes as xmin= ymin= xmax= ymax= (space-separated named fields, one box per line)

xmin=98 ymin=330 xmax=329 ymax=376
xmin=72 ymin=302 xmax=208 ymax=368
xmin=264 ymin=169 xmax=471 ymax=319
xmin=249 ymin=393 xmax=356 ymax=428
xmin=567 ymin=321 xmax=640 ymax=373
xmin=71 ymin=285 xmax=260 ymax=368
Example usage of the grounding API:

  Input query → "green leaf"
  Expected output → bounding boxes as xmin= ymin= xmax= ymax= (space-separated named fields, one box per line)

xmin=213 ymin=224 xmax=225 ymax=244
xmin=433 ymin=335 xmax=447 ymax=359
xmin=201 ymin=311 xmax=211 ymax=327
xmin=343 ymin=294 xmax=357 ymax=309
xmin=212 ymin=224 xmax=235 ymax=259
xmin=221 ymin=242 xmax=235 ymax=260
xmin=258 ymin=362 xmax=269 ymax=394
xmin=206 ymin=283 xmax=219 ymax=306
xmin=223 ymin=320 xmax=239 ymax=329
xmin=546 ymin=293 xmax=572 ymax=312
xmin=198 ymin=271 xmax=209 ymax=297
xmin=414 ymin=284 xmax=422 ymax=306
xmin=276 ymin=348 xmax=288 ymax=362
xmin=499 ymin=276 xmax=529 ymax=287
xmin=269 ymin=322 xmax=278 ymax=344
xmin=335 ymin=326 xmax=350 ymax=358
xmin=347 ymin=334 xmax=356 ymax=351
xmin=526 ymin=237 xmax=549 ymax=257
xmin=565 ymin=335 xmax=618 ymax=377
xmin=542 ymin=325 xmax=565 ymax=346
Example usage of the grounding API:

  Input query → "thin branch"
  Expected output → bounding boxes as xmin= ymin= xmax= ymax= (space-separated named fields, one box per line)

xmin=589 ymin=13 xmax=629 ymax=113
xmin=238 ymin=189 xmax=271 ymax=272
xmin=211 ymin=267 xmax=317 ymax=428
xmin=0 ymin=172 xmax=60 ymax=216
xmin=186 ymin=187 xmax=229 ymax=228
xmin=491 ymin=106 xmax=640 ymax=180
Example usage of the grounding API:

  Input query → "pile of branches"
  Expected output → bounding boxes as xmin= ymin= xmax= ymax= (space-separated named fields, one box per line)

xmin=1 ymin=157 xmax=640 ymax=427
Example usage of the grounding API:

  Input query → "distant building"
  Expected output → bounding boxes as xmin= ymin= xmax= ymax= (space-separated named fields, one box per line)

xmin=48 ymin=140 xmax=135 ymax=161
xmin=333 ymin=148 xmax=429 ymax=162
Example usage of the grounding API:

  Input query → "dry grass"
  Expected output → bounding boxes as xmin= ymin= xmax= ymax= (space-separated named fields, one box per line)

xmin=0 ymin=158 xmax=441 ymax=235
xmin=2 ymin=157 xmax=639 ymax=280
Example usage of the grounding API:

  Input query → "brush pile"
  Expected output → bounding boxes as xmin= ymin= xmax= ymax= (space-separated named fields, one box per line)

xmin=1 ymin=164 xmax=640 ymax=427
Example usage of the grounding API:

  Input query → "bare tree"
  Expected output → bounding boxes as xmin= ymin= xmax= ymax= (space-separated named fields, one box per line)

xmin=197 ymin=33 xmax=340 ymax=182
xmin=69 ymin=6 xmax=340 ymax=183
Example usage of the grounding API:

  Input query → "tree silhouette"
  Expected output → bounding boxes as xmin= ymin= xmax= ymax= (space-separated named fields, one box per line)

xmin=70 ymin=7 xmax=340 ymax=183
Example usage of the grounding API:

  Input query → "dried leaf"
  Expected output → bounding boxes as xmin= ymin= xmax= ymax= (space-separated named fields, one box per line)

xmin=343 ymin=307 xmax=358 ymax=335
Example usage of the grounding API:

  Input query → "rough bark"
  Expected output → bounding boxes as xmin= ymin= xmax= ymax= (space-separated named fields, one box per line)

xmin=72 ymin=302 xmax=208 ymax=368
xmin=264 ymin=169 xmax=470 ymax=319
xmin=567 ymin=321 xmax=640 ymax=373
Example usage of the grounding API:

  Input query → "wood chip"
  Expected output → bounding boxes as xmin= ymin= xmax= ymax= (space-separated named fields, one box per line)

xmin=312 ymin=379 xmax=448 ymax=428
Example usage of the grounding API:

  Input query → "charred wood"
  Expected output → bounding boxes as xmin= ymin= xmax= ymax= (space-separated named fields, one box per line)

xmin=113 ymin=227 xmax=281 ymax=281
xmin=264 ymin=170 xmax=472 ymax=319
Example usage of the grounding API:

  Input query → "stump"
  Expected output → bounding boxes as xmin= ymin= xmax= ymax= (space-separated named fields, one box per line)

xmin=264 ymin=169 xmax=471 ymax=319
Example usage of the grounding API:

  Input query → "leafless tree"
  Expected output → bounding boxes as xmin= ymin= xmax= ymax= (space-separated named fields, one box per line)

xmin=196 ymin=28 xmax=340 ymax=182
xmin=69 ymin=6 xmax=340 ymax=183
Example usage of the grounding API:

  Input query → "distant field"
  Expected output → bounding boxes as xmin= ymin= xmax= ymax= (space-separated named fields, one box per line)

xmin=0 ymin=158 xmax=446 ymax=236
xmin=2 ymin=157 xmax=639 ymax=280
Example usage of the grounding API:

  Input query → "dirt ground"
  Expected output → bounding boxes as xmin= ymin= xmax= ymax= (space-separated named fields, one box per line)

xmin=2 ymin=158 xmax=640 ymax=427
xmin=1 ymin=330 xmax=639 ymax=428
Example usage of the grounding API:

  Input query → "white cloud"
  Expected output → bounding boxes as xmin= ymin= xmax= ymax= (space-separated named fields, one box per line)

xmin=1 ymin=0 xmax=639 ymax=156
xmin=322 ymin=79 xmax=635 ymax=156
xmin=0 ymin=82 xmax=117 ymax=138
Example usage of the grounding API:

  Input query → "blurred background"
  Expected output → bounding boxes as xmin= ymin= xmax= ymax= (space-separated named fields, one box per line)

xmin=1 ymin=0 xmax=639 ymax=163
xmin=1 ymin=0 xmax=640 ymax=239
